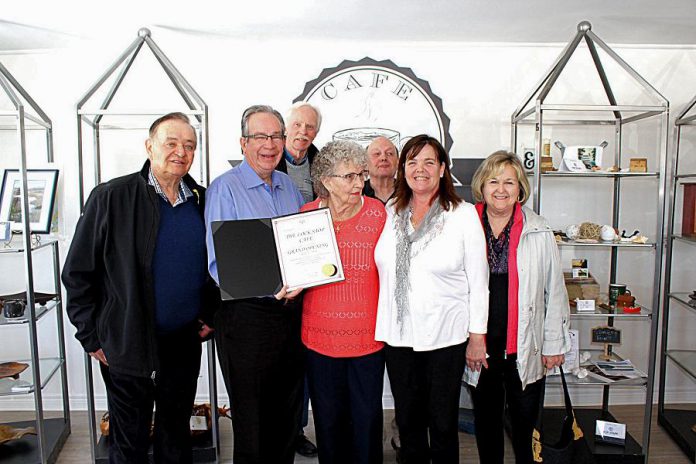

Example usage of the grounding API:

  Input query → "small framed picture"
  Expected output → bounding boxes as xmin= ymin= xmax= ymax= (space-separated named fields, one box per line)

xmin=0 ymin=169 xmax=59 ymax=234
xmin=0 ymin=221 xmax=10 ymax=243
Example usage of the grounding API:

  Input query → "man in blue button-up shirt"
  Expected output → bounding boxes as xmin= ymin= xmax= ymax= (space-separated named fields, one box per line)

xmin=205 ymin=105 xmax=306 ymax=464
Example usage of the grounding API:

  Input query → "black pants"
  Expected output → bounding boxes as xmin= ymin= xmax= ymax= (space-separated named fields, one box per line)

xmin=215 ymin=298 xmax=305 ymax=464
xmin=384 ymin=342 xmax=467 ymax=464
xmin=469 ymin=355 xmax=545 ymax=464
xmin=100 ymin=323 xmax=202 ymax=464
xmin=307 ymin=348 xmax=385 ymax=464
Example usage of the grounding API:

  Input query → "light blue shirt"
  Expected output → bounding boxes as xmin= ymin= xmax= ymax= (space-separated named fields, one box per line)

xmin=205 ymin=160 xmax=305 ymax=283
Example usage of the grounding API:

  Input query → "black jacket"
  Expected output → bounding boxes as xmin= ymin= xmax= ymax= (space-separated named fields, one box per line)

xmin=276 ymin=144 xmax=319 ymax=199
xmin=62 ymin=161 xmax=219 ymax=378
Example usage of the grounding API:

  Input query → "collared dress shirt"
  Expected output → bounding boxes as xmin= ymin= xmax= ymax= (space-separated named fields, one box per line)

xmin=205 ymin=160 xmax=305 ymax=283
xmin=148 ymin=168 xmax=193 ymax=206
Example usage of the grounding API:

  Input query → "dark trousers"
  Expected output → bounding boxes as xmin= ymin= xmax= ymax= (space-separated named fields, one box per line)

xmin=307 ymin=348 xmax=385 ymax=464
xmin=384 ymin=342 xmax=467 ymax=464
xmin=100 ymin=323 xmax=202 ymax=464
xmin=469 ymin=355 xmax=545 ymax=464
xmin=215 ymin=298 xmax=305 ymax=464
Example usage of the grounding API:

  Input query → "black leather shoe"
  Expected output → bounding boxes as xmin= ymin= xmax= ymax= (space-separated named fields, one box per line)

xmin=295 ymin=433 xmax=318 ymax=458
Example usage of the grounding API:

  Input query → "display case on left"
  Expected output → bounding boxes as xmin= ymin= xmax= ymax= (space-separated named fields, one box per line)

xmin=0 ymin=61 xmax=70 ymax=464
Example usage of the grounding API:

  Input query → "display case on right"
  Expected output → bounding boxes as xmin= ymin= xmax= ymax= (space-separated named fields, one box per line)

xmin=512 ymin=21 xmax=669 ymax=463
xmin=658 ymin=94 xmax=696 ymax=463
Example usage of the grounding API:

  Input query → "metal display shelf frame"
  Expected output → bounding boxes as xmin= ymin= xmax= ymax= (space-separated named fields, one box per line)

xmin=0 ymin=62 xmax=70 ymax=464
xmin=658 ymin=93 xmax=696 ymax=462
xmin=74 ymin=28 xmax=219 ymax=463
xmin=511 ymin=21 xmax=669 ymax=463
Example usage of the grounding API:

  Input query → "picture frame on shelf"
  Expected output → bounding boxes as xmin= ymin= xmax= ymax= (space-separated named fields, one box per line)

xmin=0 ymin=169 xmax=59 ymax=234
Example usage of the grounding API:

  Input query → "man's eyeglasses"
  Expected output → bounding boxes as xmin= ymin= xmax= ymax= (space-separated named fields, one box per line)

xmin=327 ymin=170 xmax=369 ymax=182
xmin=245 ymin=133 xmax=285 ymax=143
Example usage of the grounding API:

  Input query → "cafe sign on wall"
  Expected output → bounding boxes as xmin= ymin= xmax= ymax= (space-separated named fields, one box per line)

xmin=294 ymin=57 xmax=453 ymax=153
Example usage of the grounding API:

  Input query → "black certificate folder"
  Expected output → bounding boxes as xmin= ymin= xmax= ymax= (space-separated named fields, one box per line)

xmin=211 ymin=218 xmax=283 ymax=300
xmin=212 ymin=208 xmax=345 ymax=300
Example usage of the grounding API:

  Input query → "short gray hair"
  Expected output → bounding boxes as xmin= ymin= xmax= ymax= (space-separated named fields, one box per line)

xmin=311 ymin=140 xmax=367 ymax=199
xmin=240 ymin=105 xmax=285 ymax=137
xmin=286 ymin=102 xmax=322 ymax=131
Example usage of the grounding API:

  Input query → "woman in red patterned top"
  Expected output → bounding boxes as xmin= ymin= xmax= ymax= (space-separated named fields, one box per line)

xmin=301 ymin=140 xmax=387 ymax=464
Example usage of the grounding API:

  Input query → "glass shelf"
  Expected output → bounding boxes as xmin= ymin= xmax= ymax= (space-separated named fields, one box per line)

xmin=0 ymin=236 xmax=58 ymax=254
xmin=0 ymin=299 xmax=60 ymax=326
xmin=527 ymin=170 xmax=659 ymax=178
xmin=547 ymin=350 xmax=648 ymax=387
xmin=672 ymin=234 xmax=696 ymax=245
xmin=668 ymin=293 xmax=696 ymax=315
xmin=570 ymin=304 xmax=651 ymax=319
xmin=0 ymin=357 xmax=63 ymax=396
xmin=666 ymin=350 xmax=696 ymax=382
xmin=556 ymin=238 xmax=655 ymax=248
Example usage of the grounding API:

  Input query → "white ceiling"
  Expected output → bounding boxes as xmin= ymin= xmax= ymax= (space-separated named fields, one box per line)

xmin=2 ymin=0 xmax=696 ymax=51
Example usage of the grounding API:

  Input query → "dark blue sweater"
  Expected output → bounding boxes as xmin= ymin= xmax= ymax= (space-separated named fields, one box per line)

xmin=152 ymin=197 xmax=207 ymax=333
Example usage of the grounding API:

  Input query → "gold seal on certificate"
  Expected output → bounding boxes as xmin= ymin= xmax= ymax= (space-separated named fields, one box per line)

xmin=272 ymin=208 xmax=344 ymax=290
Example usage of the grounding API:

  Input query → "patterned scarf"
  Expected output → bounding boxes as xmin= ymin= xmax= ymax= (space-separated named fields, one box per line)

xmin=393 ymin=200 xmax=446 ymax=336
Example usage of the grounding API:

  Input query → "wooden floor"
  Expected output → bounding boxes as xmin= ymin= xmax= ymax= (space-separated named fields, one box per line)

xmin=2 ymin=406 xmax=692 ymax=463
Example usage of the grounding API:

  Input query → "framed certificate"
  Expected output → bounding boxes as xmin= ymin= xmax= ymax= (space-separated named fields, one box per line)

xmin=271 ymin=208 xmax=344 ymax=291
xmin=212 ymin=208 xmax=344 ymax=300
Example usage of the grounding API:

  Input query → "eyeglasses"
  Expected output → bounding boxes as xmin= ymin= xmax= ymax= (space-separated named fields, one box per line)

xmin=245 ymin=133 xmax=285 ymax=143
xmin=327 ymin=170 xmax=369 ymax=182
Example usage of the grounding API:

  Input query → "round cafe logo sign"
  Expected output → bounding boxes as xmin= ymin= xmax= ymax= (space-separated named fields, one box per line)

xmin=293 ymin=57 xmax=453 ymax=152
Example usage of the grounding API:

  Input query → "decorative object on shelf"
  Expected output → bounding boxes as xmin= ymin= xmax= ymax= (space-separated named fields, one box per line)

xmin=532 ymin=366 xmax=596 ymax=463
xmin=616 ymin=293 xmax=636 ymax=308
xmin=606 ymin=166 xmax=621 ymax=173
xmin=190 ymin=403 xmax=232 ymax=442
xmin=556 ymin=140 xmax=607 ymax=172
xmin=0 ymin=169 xmax=59 ymax=234
xmin=629 ymin=158 xmax=648 ymax=173
xmin=522 ymin=147 xmax=535 ymax=170
xmin=0 ymin=291 xmax=57 ymax=307
xmin=541 ymin=156 xmax=556 ymax=173
xmin=571 ymin=258 xmax=589 ymax=279
xmin=578 ymin=222 xmax=602 ymax=241
xmin=0 ymin=425 xmax=37 ymax=445
xmin=682 ymin=183 xmax=696 ymax=236
xmin=595 ymin=420 xmax=626 ymax=446
xmin=0 ymin=361 xmax=28 ymax=380
xmin=622 ymin=306 xmax=641 ymax=314
xmin=608 ymin=284 xmax=629 ymax=306
xmin=566 ymin=224 xmax=580 ymax=240
xmin=591 ymin=326 xmax=622 ymax=361
xmin=565 ymin=272 xmax=600 ymax=302
xmin=100 ymin=412 xmax=109 ymax=437
xmin=688 ymin=290 xmax=696 ymax=308
xmin=2 ymin=299 xmax=26 ymax=319
xmin=600 ymin=225 xmax=618 ymax=242
xmin=618 ymin=229 xmax=648 ymax=244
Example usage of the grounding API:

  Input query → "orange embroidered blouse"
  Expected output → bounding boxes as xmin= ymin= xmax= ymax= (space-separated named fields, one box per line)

xmin=301 ymin=196 xmax=386 ymax=358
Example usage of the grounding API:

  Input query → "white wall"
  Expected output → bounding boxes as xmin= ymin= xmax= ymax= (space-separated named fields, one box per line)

xmin=1 ymin=29 xmax=695 ymax=411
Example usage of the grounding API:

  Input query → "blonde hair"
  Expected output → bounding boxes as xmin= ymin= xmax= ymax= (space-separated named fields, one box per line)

xmin=471 ymin=150 xmax=530 ymax=204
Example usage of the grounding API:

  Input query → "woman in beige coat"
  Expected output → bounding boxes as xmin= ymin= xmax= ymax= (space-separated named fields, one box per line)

xmin=469 ymin=150 xmax=571 ymax=464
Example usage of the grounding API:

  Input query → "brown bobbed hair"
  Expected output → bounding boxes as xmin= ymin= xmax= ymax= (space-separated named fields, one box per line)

xmin=392 ymin=134 xmax=462 ymax=214
xmin=471 ymin=150 xmax=530 ymax=205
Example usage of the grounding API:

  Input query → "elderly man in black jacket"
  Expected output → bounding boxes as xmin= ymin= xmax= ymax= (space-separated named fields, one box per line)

xmin=62 ymin=112 xmax=218 ymax=464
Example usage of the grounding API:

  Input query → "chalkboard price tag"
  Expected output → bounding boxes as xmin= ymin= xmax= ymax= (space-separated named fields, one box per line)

xmin=592 ymin=326 xmax=622 ymax=344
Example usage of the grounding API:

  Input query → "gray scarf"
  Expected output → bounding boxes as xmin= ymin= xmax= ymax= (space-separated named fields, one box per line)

xmin=393 ymin=200 xmax=445 ymax=336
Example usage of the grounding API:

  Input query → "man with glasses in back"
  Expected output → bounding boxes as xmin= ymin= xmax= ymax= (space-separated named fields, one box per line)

xmin=205 ymin=105 xmax=305 ymax=464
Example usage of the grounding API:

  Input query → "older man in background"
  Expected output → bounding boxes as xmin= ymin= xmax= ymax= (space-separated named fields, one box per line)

xmin=363 ymin=136 xmax=398 ymax=204
xmin=277 ymin=102 xmax=322 ymax=203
